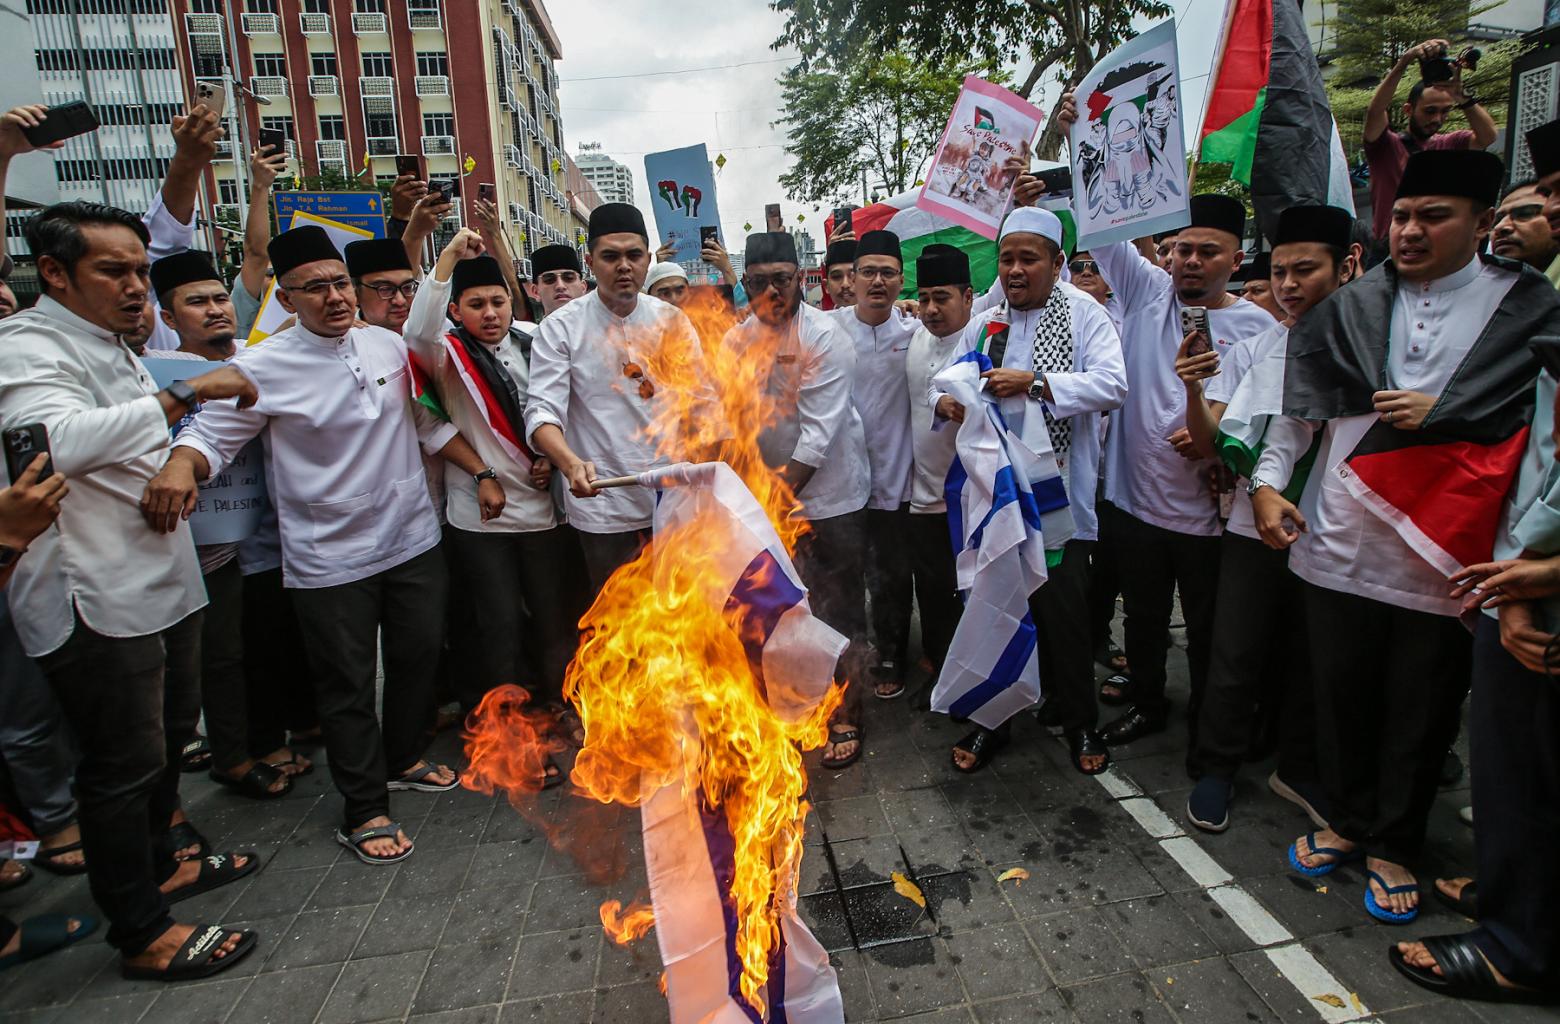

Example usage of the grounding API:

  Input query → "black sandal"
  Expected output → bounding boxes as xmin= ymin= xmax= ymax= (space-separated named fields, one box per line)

xmin=265 ymin=751 xmax=314 ymax=777
xmin=209 ymin=762 xmax=292 ymax=800
xmin=32 ymin=840 xmax=88 ymax=876
xmin=163 ymin=821 xmax=209 ymax=862
xmin=820 ymin=727 xmax=862 ymax=770
xmin=164 ymin=850 xmax=260 ymax=905
xmin=120 ymin=924 xmax=257 ymax=982
xmin=1388 ymin=933 xmax=1560 ymax=1004
xmin=541 ymin=756 xmax=565 ymax=790
xmin=952 ymin=728 xmax=1008 ymax=774
xmin=1094 ymin=642 xmax=1128 ymax=674
xmin=1099 ymin=675 xmax=1132 ymax=707
xmin=1066 ymin=728 xmax=1111 ymax=776
xmin=1432 ymin=880 xmax=1479 ymax=919
xmin=336 ymin=822 xmax=414 ymax=865
xmin=179 ymin=736 xmax=212 ymax=773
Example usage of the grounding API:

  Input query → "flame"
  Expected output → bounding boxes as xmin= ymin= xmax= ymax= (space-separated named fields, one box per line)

xmin=464 ymin=283 xmax=843 ymax=1018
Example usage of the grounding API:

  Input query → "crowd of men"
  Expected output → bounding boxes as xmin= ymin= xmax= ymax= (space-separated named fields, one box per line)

xmin=0 ymin=34 xmax=1556 ymax=1008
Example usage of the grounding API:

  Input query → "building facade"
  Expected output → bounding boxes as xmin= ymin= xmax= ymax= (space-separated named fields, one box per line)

xmin=573 ymin=143 xmax=633 ymax=205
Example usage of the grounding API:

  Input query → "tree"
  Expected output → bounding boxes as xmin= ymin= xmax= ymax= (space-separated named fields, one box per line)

xmin=774 ymin=51 xmax=994 ymax=205
xmin=770 ymin=0 xmax=1174 ymax=157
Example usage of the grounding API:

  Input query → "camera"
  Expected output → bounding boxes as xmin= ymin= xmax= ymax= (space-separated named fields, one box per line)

xmin=1419 ymin=44 xmax=1481 ymax=85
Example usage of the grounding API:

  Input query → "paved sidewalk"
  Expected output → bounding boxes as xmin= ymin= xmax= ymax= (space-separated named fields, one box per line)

xmin=2 ymin=625 xmax=1557 ymax=1023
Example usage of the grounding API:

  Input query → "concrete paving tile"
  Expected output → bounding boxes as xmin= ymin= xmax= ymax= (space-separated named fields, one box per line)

xmin=595 ymin=932 xmax=662 ymax=988
xmin=353 ymin=896 xmax=455 ymax=959
xmin=505 ymin=927 xmax=599 ymax=999
xmin=317 ymin=950 xmax=431 ymax=1024
xmin=307 ymin=860 xmax=398 ymax=910
xmin=224 ymin=866 xmax=328 ymax=922
xmin=497 ymin=992 xmax=596 ymax=1024
xmin=923 ymin=868 xmax=1019 ymax=933
xmin=413 ymin=802 xmax=495 ymax=850
xmin=407 ymin=1007 xmax=500 ymax=1024
xmin=443 ymin=884 xmax=531 ymax=947
xmin=1308 ymin=925 xmax=1446 ymax=1015
xmin=970 ymin=987 xmax=1072 ymax=1022
xmin=1151 ymin=957 xmax=1281 ymax=1023
xmin=881 ymin=787 xmax=960 ymax=833
xmin=1054 ymin=971 xmax=1177 ymax=1023
xmin=1467 ymin=1000 xmax=1560 ymax=1024
xmin=830 ymin=949 xmax=875 ymax=1022
xmin=960 ymin=812 xmax=1047 ymax=867
xmin=995 ymin=848 xmax=1163 ymax=918
xmin=524 ymin=874 xmax=606 ymax=933
xmin=386 ymin=845 xmax=476 ymax=899
xmin=1127 ymin=838 xmax=1210 ymax=895
xmin=814 ymin=795 xmax=891 ymax=842
xmin=1118 ymin=750 xmax=1193 ymax=795
xmin=26 ymin=993 xmax=156 ymax=1023
xmin=861 ymin=937 xmax=967 ymax=1017
xmin=0 ymin=935 xmax=116 ymax=1010
xmin=265 ymin=905 xmax=373 ymax=971
xmin=1024 ymin=908 xmax=1134 ymax=985
xmin=264 ymin=828 xmax=347 ymax=872
xmin=827 ymin=834 xmax=908 ymax=890
xmin=226 ymin=961 xmax=343 ymax=1024
xmin=1239 ymin=872 xmax=1370 ymax=940
xmin=480 ymin=806 xmax=545 ymax=845
xmin=593 ymin=980 xmax=667 ymax=1023
xmin=864 ymin=753 xmax=940 ymax=793
xmin=896 ymin=1008 xmax=977 ymax=1023
xmin=798 ymin=889 xmax=855 ymax=954
xmin=807 ymin=759 xmax=873 ymax=800
xmin=140 ymin=976 xmax=251 ymax=1024
xmin=1226 ymin=947 xmax=1342 ymax=1021
xmin=843 ymin=882 xmax=936 ymax=947
xmin=800 ymin=841 xmax=839 ymax=897
xmin=1377 ymin=1000 xmax=1489 ymax=1022
xmin=1166 ymin=889 xmax=1265 ymax=956
xmin=896 ymin=824 xmax=983 ymax=876
xmin=411 ymin=936 xmax=518 ymax=1015
xmin=944 ymin=922 xmax=1052 ymax=1002
xmin=1099 ymin=895 xmax=1217 ymax=968
xmin=463 ymin=837 xmax=547 ymax=891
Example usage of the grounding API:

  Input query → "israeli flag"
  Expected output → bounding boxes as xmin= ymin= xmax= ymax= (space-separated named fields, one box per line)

xmin=930 ymin=352 xmax=1072 ymax=729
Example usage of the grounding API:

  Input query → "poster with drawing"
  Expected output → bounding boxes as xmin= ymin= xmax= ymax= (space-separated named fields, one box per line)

xmin=643 ymin=143 xmax=722 ymax=262
xmin=916 ymin=77 xmax=1045 ymax=239
xmin=1070 ymin=20 xmax=1188 ymax=250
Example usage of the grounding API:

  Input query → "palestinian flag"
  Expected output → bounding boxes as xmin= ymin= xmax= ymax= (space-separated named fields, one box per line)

xmin=442 ymin=332 xmax=535 ymax=470
xmin=408 ymin=354 xmax=448 ymax=421
xmin=825 ymin=189 xmax=1075 ymax=299
xmin=1195 ymin=0 xmax=1354 ymax=240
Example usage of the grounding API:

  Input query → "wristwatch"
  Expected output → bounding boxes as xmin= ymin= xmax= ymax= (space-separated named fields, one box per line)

xmin=1027 ymin=375 xmax=1047 ymax=402
xmin=1457 ymin=94 xmax=1480 ymax=110
xmin=474 ymin=467 xmax=498 ymax=484
xmin=164 ymin=379 xmax=200 ymax=413
xmin=1247 ymin=475 xmax=1273 ymax=496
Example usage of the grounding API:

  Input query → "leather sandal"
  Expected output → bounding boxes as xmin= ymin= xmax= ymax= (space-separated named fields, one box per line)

xmin=1389 ymin=932 xmax=1559 ymax=1004
xmin=1065 ymin=727 xmax=1110 ymax=775
xmin=210 ymin=762 xmax=291 ymax=800
xmin=952 ymin=728 xmax=1008 ymax=774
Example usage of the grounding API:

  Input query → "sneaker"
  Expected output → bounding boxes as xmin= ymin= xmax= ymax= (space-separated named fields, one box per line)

xmin=1268 ymin=771 xmax=1332 ymax=829
xmin=1187 ymin=777 xmax=1233 ymax=833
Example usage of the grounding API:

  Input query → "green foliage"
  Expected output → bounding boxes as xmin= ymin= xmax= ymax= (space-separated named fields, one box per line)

xmin=1322 ymin=0 xmax=1498 ymax=85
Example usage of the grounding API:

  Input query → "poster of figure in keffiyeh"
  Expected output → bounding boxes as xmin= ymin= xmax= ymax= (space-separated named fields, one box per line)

xmin=1070 ymin=20 xmax=1189 ymax=249
xmin=916 ymin=77 xmax=1045 ymax=239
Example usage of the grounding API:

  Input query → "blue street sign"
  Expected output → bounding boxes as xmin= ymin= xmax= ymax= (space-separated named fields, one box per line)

xmin=272 ymin=192 xmax=387 ymax=237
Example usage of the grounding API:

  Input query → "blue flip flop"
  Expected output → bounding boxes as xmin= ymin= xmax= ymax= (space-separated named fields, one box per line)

xmin=0 ymin=913 xmax=99 ymax=971
xmin=1364 ymin=870 xmax=1420 ymax=924
xmin=1286 ymin=831 xmax=1361 ymax=877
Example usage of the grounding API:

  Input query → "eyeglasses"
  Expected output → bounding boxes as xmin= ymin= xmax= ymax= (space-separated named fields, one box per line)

xmin=1499 ymin=203 xmax=1545 ymax=223
xmin=363 ymin=280 xmax=419 ymax=300
xmin=1069 ymin=260 xmax=1099 ymax=274
xmin=744 ymin=271 xmax=797 ymax=292
xmin=284 ymin=276 xmax=353 ymax=298
xmin=855 ymin=266 xmax=902 ymax=281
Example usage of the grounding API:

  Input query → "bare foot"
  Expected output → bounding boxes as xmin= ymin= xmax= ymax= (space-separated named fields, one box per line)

xmin=39 ymin=823 xmax=86 ymax=870
xmin=1078 ymin=751 xmax=1107 ymax=773
xmin=1 ymin=915 xmax=87 ymax=958
xmin=258 ymin=746 xmax=312 ymax=777
xmin=952 ymin=746 xmax=977 ymax=771
xmin=349 ymin=816 xmax=412 ymax=861
xmin=121 ymin=922 xmax=244 ymax=972
xmin=1436 ymin=876 xmax=1474 ymax=904
xmin=0 ymin=859 xmax=27 ymax=886
xmin=1292 ymin=829 xmax=1357 ymax=871
xmin=159 ymin=853 xmax=252 ymax=896
xmin=1367 ymin=857 xmax=1419 ymax=916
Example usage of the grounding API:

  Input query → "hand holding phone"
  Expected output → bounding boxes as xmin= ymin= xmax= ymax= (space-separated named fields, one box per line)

xmin=430 ymin=179 xmax=456 ymax=205
xmin=832 ymin=206 xmax=855 ymax=235
xmin=478 ymin=182 xmax=496 ymax=204
xmin=1180 ymin=307 xmax=1212 ymax=356
xmin=395 ymin=154 xmax=423 ymax=180
xmin=191 ymin=80 xmax=227 ymax=119
xmin=765 ymin=203 xmax=783 ymax=231
xmin=257 ymin=127 xmax=287 ymax=156
xmin=4 ymin=425 xmax=52 ymax=485
xmin=700 ymin=225 xmax=719 ymax=248
xmin=19 ymin=102 xmax=99 ymax=149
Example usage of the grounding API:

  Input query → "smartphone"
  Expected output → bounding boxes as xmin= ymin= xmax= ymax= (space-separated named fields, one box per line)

xmin=765 ymin=203 xmax=783 ymax=231
xmin=4 ymin=424 xmax=51 ymax=486
xmin=395 ymin=154 xmax=422 ymax=179
xmin=191 ymin=79 xmax=227 ymax=119
xmin=1037 ymin=166 xmax=1073 ymax=196
xmin=478 ymin=182 xmax=496 ymax=204
xmin=1180 ymin=306 xmax=1212 ymax=355
xmin=257 ymin=127 xmax=287 ymax=156
xmin=831 ymin=206 xmax=855 ymax=234
xmin=1532 ymin=338 xmax=1560 ymax=380
xmin=699 ymin=225 xmax=719 ymax=249
xmin=20 ymin=101 xmax=99 ymax=148
xmin=430 ymin=178 xmax=456 ymax=204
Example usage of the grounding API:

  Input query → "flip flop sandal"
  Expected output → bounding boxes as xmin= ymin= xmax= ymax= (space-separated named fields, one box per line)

xmin=179 ymin=736 xmax=212 ymax=773
xmin=820 ymin=728 xmax=862 ymax=770
xmin=119 ymin=924 xmax=257 ymax=982
xmin=163 ymin=821 xmax=210 ymax=863
xmin=32 ymin=841 xmax=88 ymax=876
xmin=164 ymin=851 xmax=261 ymax=905
xmin=1099 ymin=674 xmax=1132 ymax=707
xmin=388 ymin=762 xmax=461 ymax=793
xmin=337 ymin=822 xmax=414 ymax=866
xmin=540 ymin=757 xmax=566 ymax=790
xmin=0 ymin=913 xmax=98 ymax=971
xmin=0 ymin=861 xmax=33 ymax=892
xmin=874 ymin=681 xmax=906 ymax=700
xmin=265 ymin=752 xmax=315 ymax=778
xmin=1432 ymin=880 xmax=1478 ymax=919
xmin=1286 ymin=831 xmax=1362 ymax=877
xmin=952 ymin=728 xmax=1008 ymax=774
xmin=1094 ymin=642 xmax=1128 ymax=673
xmin=1364 ymin=870 xmax=1420 ymax=924
xmin=1388 ymin=932 xmax=1560 ymax=1004
xmin=209 ymin=762 xmax=292 ymax=800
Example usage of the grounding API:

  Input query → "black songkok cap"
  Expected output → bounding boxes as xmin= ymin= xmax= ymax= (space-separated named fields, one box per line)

xmin=915 ymin=243 xmax=971 ymax=289
xmin=824 ymin=239 xmax=857 ymax=267
xmin=1188 ymin=194 xmax=1246 ymax=243
xmin=1396 ymin=149 xmax=1504 ymax=208
xmin=450 ymin=256 xmax=509 ymax=300
xmin=150 ymin=250 xmax=223 ymax=301
xmin=588 ymin=202 xmax=648 ymax=242
xmin=344 ymin=238 xmax=412 ymax=278
xmin=268 ymin=225 xmax=343 ymax=279
xmin=530 ymin=243 xmax=582 ymax=277
xmin=1273 ymin=204 xmax=1354 ymax=249
xmin=1231 ymin=251 xmax=1270 ymax=286
xmin=744 ymin=231 xmax=798 ymax=266
xmin=855 ymin=229 xmax=902 ymax=263
xmin=1527 ymin=119 xmax=1560 ymax=180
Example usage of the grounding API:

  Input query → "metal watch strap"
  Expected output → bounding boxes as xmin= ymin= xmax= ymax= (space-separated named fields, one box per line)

xmin=474 ymin=468 xmax=498 ymax=483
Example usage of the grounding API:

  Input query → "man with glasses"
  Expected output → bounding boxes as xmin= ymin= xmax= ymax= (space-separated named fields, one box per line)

xmin=725 ymin=231 xmax=870 ymax=768
xmin=151 ymin=226 xmax=467 ymax=867
xmin=347 ymin=238 xmax=421 ymax=334
xmin=525 ymin=243 xmax=589 ymax=319
xmin=1490 ymin=181 xmax=1559 ymax=271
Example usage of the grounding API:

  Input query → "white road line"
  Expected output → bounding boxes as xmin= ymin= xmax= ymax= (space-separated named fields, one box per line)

xmin=1084 ymin=762 xmax=1379 ymax=1023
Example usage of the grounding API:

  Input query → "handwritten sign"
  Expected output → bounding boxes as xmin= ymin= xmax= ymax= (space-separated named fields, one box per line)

xmin=644 ymin=144 xmax=722 ymax=261
xmin=916 ymin=77 xmax=1045 ymax=239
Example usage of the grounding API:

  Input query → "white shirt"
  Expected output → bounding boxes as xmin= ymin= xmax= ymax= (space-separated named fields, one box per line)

xmin=929 ymin=281 xmax=1127 ymax=541
xmin=173 ymin=322 xmax=457 ymax=589
xmin=1255 ymin=257 xmax=1518 ymax=614
xmin=0 ymin=296 xmax=206 ymax=656
xmin=523 ymin=289 xmax=720 ymax=534
xmin=140 ymin=191 xmax=200 ymax=353
xmin=404 ymin=273 xmax=557 ymax=534
xmin=905 ymin=323 xmax=963 ymax=514
xmin=1095 ymin=241 xmax=1277 ymax=536
xmin=724 ymin=304 xmax=870 ymax=521
xmin=832 ymin=307 xmax=918 ymax=509
xmin=1203 ymin=322 xmax=1289 ymax=541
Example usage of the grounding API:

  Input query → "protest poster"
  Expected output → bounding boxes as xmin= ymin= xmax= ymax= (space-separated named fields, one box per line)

xmin=142 ymin=358 xmax=268 ymax=545
xmin=916 ymin=77 xmax=1045 ymax=239
xmin=246 ymin=210 xmax=375 ymax=345
xmin=643 ymin=144 xmax=722 ymax=261
xmin=1069 ymin=20 xmax=1189 ymax=250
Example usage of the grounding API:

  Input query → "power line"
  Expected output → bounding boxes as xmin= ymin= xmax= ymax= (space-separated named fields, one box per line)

xmin=561 ymin=56 xmax=793 ymax=83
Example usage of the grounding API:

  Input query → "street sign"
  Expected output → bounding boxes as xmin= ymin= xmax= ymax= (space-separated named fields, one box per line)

xmin=272 ymin=191 xmax=386 ymax=236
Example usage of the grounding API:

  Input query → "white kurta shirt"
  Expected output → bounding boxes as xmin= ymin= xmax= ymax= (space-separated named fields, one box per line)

xmin=724 ymin=303 xmax=870 ymax=522
xmin=0 ymin=296 xmax=206 ymax=656
xmin=831 ymin=306 xmax=917 ymax=510
xmin=1202 ymin=321 xmax=1289 ymax=541
xmin=404 ymin=273 xmax=557 ymax=534
xmin=141 ymin=191 xmax=200 ymax=353
xmin=523 ymin=289 xmax=718 ymax=534
xmin=928 ymin=281 xmax=1127 ymax=542
xmin=1254 ymin=256 xmax=1518 ymax=614
xmin=173 ymin=322 xmax=456 ymax=589
xmin=905 ymin=323 xmax=963 ymax=514
xmin=1095 ymin=241 xmax=1277 ymax=536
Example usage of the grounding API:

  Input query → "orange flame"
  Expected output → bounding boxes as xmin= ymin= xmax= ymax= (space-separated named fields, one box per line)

xmin=600 ymin=899 xmax=657 ymax=944
xmin=465 ymin=282 xmax=843 ymax=1017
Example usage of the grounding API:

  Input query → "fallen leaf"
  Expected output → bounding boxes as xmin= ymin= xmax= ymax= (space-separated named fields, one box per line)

xmin=1312 ymin=994 xmax=1347 ymax=1008
xmin=997 ymin=867 xmax=1031 ymax=885
xmin=1317 ymin=885 xmax=1328 ymax=894
xmin=1350 ymin=992 xmax=1364 ymax=1013
xmin=890 ymin=871 xmax=925 ymax=908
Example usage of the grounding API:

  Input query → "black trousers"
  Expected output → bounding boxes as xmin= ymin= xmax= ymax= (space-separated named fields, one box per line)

xmin=864 ymin=504 xmax=913 ymax=680
xmin=1104 ymin=503 xmax=1221 ymax=731
xmin=1469 ymin=615 xmax=1560 ymax=988
xmin=1304 ymin=582 xmax=1470 ymax=863
xmin=577 ymin=528 xmax=649 ymax=597
xmin=906 ymin=512 xmax=960 ymax=672
xmin=1189 ymin=532 xmax=1316 ymax=782
xmin=290 ymin=547 xmax=448 ymax=829
xmin=38 ymin=609 xmax=203 ymax=955
xmin=1029 ymin=539 xmax=1097 ymax=732
xmin=1088 ymin=514 xmax=1123 ymax=654
xmin=794 ymin=509 xmax=869 ymax=724
xmin=241 ymin=567 xmax=317 ymax=735
xmin=200 ymin=559 xmax=288 ymax=772
xmin=442 ymin=524 xmax=584 ymax=710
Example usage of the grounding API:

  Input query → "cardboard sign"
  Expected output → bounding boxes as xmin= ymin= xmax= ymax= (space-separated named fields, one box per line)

xmin=917 ymin=77 xmax=1046 ymax=239
xmin=644 ymin=144 xmax=722 ymax=261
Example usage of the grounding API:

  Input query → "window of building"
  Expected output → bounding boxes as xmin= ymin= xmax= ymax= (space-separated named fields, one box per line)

xmin=253 ymin=53 xmax=286 ymax=77
xmin=218 ymin=178 xmax=240 ymax=205
xmin=303 ymin=0 xmax=329 ymax=9
xmin=246 ymin=0 xmax=277 ymax=12
xmin=415 ymin=52 xmax=448 ymax=77
xmin=260 ymin=115 xmax=294 ymax=140
xmin=310 ymin=52 xmax=337 ymax=76
xmin=188 ymin=0 xmax=222 ymax=11
xmin=318 ymin=114 xmax=345 ymax=140
xmin=360 ymin=51 xmax=393 ymax=77
xmin=422 ymin=112 xmax=453 ymax=138
xmin=355 ymin=0 xmax=386 ymax=11
xmin=364 ymin=112 xmax=396 ymax=140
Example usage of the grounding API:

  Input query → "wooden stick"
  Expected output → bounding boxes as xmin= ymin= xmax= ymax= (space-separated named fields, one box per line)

xmin=590 ymin=474 xmax=642 ymax=489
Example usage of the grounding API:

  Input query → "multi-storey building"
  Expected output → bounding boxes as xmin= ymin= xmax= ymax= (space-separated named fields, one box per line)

xmin=167 ymin=0 xmax=574 ymax=271
xmin=574 ymin=143 xmax=633 ymax=205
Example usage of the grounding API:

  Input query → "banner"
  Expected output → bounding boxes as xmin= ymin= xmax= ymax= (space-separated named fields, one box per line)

xmin=1070 ymin=20 xmax=1189 ymax=250
xmin=246 ymin=211 xmax=376 ymax=345
xmin=917 ymin=76 xmax=1046 ymax=239
xmin=644 ymin=144 xmax=722 ymax=262
xmin=142 ymin=358 xmax=268 ymax=545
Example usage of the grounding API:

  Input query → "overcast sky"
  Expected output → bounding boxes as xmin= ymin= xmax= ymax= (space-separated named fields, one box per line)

xmin=546 ymin=0 xmax=1225 ymax=248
